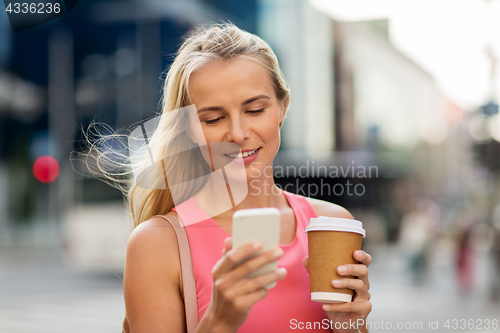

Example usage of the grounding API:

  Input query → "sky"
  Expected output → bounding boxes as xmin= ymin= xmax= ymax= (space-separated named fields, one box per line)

xmin=310 ymin=0 xmax=500 ymax=110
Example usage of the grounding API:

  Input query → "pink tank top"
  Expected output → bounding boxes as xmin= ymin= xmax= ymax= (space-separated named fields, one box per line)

xmin=172 ymin=190 xmax=330 ymax=332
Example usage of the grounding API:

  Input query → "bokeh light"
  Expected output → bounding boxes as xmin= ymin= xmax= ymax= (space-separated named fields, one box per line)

xmin=33 ymin=155 xmax=60 ymax=183
xmin=469 ymin=114 xmax=492 ymax=143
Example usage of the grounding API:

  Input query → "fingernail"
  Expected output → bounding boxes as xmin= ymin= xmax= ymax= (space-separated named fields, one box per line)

xmin=277 ymin=267 xmax=287 ymax=277
xmin=355 ymin=250 xmax=362 ymax=259
xmin=322 ymin=304 xmax=331 ymax=311
xmin=253 ymin=242 xmax=262 ymax=250
xmin=337 ymin=266 xmax=346 ymax=274
xmin=274 ymin=248 xmax=284 ymax=257
xmin=331 ymin=279 xmax=341 ymax=287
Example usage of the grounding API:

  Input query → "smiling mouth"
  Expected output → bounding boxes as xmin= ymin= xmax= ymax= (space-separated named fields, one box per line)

xmin=224 ymin=147 xmax=261 ymax=158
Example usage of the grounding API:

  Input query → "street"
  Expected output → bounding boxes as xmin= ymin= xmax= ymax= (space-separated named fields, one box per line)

xmin=1 ymin=244 xmax=499 ymax=332
xmin=0 ymin=248 xmax=124 ymax=333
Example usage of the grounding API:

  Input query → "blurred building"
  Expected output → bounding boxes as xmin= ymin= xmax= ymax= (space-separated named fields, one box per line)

xmin=259 ymin=1 xmax=473 ymax=246
xmin=333 ymin=19 xmax=473 ymax=235
xmin=258 ymin=0 xmax=334 ymax=151
xmin=334 ymin=19 xmax=448 ymax=150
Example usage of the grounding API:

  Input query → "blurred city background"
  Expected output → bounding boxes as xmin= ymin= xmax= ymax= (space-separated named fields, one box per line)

xmin=1 ymin=0 xmax=500 ymax=332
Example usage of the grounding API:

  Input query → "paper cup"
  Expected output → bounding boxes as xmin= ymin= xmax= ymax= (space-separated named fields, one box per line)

xmin=305 ymin=217 xmax=366 ymax=303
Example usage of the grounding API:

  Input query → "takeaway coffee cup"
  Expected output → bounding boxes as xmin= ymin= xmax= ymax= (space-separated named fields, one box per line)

xmin=305 ymin=217 xmax=366 ymax=303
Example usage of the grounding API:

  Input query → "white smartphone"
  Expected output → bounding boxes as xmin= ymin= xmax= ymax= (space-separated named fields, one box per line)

xmin=232 ymin=207 xmax=281 ymax=289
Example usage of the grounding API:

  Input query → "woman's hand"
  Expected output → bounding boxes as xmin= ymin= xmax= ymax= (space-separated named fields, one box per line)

xmin=203 ymin=237 xmax=287 ymax=333
xmin=303 ymin=250 xmax=372 ymax=333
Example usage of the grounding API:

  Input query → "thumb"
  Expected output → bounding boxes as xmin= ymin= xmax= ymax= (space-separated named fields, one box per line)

xmin=222 ymin=236 xmax=233 ymax=255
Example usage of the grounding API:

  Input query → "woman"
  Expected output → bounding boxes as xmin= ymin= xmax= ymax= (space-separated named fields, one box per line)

xmin=122 ymin=23 xmax=372 ymax=332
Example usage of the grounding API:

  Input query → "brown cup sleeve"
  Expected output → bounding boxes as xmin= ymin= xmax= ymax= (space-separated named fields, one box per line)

xmin=308 ymin=231 xmax=363 ymax=296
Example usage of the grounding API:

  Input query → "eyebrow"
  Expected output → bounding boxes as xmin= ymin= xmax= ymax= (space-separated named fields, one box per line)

xmin=196 ymin=94 xmax=271 ymax=113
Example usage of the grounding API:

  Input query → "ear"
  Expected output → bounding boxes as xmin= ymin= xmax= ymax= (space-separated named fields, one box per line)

xmin=278 ymin=97 xmax=288 ymax=128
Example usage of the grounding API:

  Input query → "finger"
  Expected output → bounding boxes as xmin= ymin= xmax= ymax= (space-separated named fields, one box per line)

xmin=213 ymin=242 xmax=263 ymax=276
xmin=322 ymin=300 xmax=372 ymax=317
xmin=227 ymin=247 xmax=284 ymax=283
xmin=234 ymin=288 xmax=269 ymax=310
xmin=219 ymin=267 xmax=286 ymax=308
xmin=331 ymin=278 xmax=370 ymax=300
xmin=222 ymin=237 xmax=232 ymax=256
xmin=237 ymin=267 xmax=287 ymax=295
xmin=337 ymin=264 xmax=368 ymax=278
xmin=302 ymin=256 xmax=309 ymax=273
xmin=337 ymin=264 xmax=370 ymax=289
xmin=353 ymin=250 xmax=372 ymax=267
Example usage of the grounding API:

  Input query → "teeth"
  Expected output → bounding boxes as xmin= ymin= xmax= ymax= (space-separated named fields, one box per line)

xmin=226 ymin=149 xmax=258 ymax=158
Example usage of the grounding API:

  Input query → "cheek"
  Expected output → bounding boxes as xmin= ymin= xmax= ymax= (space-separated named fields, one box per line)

xmin=201 ymin=128 xmax=222 ymax=144
xmin=192 ymin=130 xmax=206 ymax=145
xmin=259 ymin=114 xmax=281 ymax=143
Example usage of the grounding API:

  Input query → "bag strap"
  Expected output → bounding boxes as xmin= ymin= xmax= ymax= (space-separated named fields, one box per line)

xmin=154 ymin=214 xmax=199 ymax=333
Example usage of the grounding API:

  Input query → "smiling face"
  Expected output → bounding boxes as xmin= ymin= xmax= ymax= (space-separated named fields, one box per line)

xmin=188 ymin=56 xmax=285 ymax=181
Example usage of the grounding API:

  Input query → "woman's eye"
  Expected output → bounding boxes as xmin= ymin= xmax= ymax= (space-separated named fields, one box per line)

xmin=203 ymin=109 xmax=264 ymax=124
xmin=205 ymin=117 xmax=223 ymax=124
xmin=247 ymin=108 xmax=264 ymax=114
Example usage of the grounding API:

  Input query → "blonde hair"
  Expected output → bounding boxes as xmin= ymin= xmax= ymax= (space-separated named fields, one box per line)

xmin=79 ymin=22 xmax=290 ymax=228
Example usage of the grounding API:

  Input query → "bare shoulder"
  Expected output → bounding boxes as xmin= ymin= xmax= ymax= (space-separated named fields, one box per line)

xmin=304 ymin=197 xmax=354 ymax=220
xmin=125 ymin=212 xmax=181 ymax=268
xmin=127 ymin=211 xmax=180 ymax=251
xmin=124 ymin=211 xmax=185 ymax=332
xmin=125 ymin=211 xmax=181 ymax=279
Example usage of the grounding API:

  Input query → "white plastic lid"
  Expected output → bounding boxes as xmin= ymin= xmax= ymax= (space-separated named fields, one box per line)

xmin=305 ymin=216 xmax=366 ymax=237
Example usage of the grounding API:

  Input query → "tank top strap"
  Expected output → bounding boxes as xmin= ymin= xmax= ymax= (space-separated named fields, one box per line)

xmin=282 ymin=190 xmax=318 ymax=230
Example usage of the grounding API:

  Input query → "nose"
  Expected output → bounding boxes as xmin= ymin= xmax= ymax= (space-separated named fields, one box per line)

xmin=226 ymin=114 xmax=250 ymax=144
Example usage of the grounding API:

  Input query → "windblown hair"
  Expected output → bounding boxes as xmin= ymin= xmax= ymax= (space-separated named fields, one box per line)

xmin=77 ymin=22 xmax=290 ymax=228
